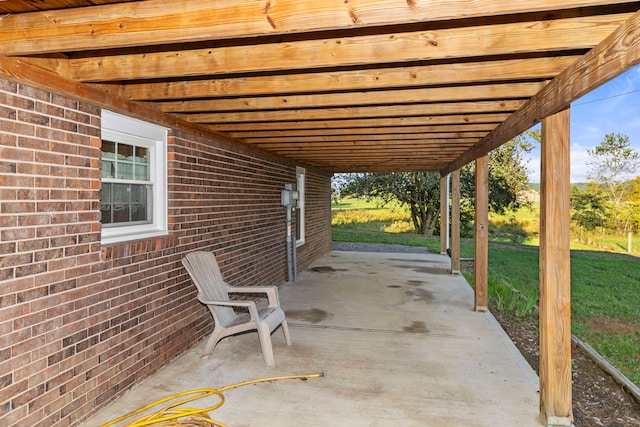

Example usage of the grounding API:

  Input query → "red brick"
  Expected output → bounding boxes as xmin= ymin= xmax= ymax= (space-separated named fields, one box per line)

xmin=16 ymin=262 xmax=47 ymax=278
xmin=0 ymin=80 xmax=332 ymax=427
xmin=18 ymin=110 xmax=50 ymax=126
xmin=18 ymin=85 xmax=50 ymax=102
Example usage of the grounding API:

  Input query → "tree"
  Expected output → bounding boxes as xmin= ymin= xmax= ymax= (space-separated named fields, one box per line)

xmin=338 ymin=131 xmax=536 ymax=235
xmin=570 ymin=186 xmax=608 ymax=232
xmin=586 ymin=133 xmax=640 ymax=207
xmin=341 ymin=172 xmax=441 ymax=235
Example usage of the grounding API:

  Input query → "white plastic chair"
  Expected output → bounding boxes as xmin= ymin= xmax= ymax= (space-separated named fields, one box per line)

xmin=182 ymin=251 xmax=292 ymax=368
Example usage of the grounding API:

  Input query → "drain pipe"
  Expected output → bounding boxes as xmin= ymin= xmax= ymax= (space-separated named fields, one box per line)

xmin=281 ymin=184 xmax=299 ymax=282
xmin=285 ymin=201 xmax=293 ymax=282
xmin=292 ymin=225 xmax=298 ymax=282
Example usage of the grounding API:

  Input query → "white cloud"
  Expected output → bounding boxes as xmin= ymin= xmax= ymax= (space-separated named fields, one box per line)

xmin=570 ymin=144 xmax=591 ymax=183
xmin=526 ymin=146 xmax=591 ymax=183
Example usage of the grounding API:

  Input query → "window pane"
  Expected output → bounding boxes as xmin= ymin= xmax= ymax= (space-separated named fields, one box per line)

xmin=101 ymin=183 xmax=152 ymax=225
xmin=101 ymin=183 xmax=112 ymax=224
xmin=113 ymin=204 xmax=130 ymax=223
xmin=101 ymin=204 xmax=113 ymax=224
xmin=135 ymin=146 xmax=148 ymax=163
xmin=118 ymin=143 xmax=133 ymax=160
xmin=113 ymin=183 xmax=129 ymax=204
xmin=101 ymin=160 xmax=115 ymax=178
xmin=135 ymin=164 xmax=149 ymax=180
xmin=130 ymin=185 xmax=148 ymax=222
xmin=102 ymin=140 xmax=116 ymax=159
xmin=117 ymin=161 xmax=134 ymax=180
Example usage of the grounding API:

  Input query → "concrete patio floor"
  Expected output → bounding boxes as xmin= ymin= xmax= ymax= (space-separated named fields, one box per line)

xmin=81 ymin=250 xmax=542 ymax=427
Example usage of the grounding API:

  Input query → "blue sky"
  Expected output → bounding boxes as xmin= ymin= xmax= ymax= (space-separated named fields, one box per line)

xmin=525 ymin=64 xmax=640 ymax=183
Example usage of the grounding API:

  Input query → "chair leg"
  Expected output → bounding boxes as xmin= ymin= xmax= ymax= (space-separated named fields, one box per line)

xmin=281 ymin=319 xmax=292 ymax=346
xmin=204 ymin=326 xmax=224 ymax=356
xmin=257 ymin=324 xmax=275 ymax=369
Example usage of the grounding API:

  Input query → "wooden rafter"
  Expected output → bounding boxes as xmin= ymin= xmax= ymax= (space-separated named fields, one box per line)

xmin=184 ymin=100 xmax=524 ymax=124
xmin=46 ymin=14 xmax=628 ymax=82
xmin=2 ymin=0 xmax=636 ymax=55
xmin=1 ymin=1 xmax=638 ymax=174
xmin=442 ymin=7 xmax=640 ymax=174
xmin=103 ymin=57 xmax=577 ymax=101
xmin=153 ymin=82 xmax=545 ymax=113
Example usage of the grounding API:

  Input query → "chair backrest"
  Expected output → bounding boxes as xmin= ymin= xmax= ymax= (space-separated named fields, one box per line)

xmin=182 ymin=251 xmax=237 ymax=326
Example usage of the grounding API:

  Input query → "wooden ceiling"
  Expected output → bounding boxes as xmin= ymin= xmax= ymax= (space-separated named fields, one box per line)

xmin=1 ymin=1 xmax=640 ymax=173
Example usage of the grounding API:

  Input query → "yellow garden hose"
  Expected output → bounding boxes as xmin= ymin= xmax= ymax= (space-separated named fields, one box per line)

xmin=99 ymin=373 xmax=324 ymax=427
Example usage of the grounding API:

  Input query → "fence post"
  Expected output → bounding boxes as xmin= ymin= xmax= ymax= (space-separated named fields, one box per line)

xmin=629 ymin=232 xmax=633 ymax=253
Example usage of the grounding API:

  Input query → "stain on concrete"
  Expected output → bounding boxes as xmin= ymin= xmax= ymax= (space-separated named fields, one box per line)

xmin=406 ymin=280 xmax=427 ymax=286
xmin=403 ymin=320 xmax=429 ymax=334
xmin=285 ymin=308 xmax=333 ymax=323
xmin=388 ymin=258 xmax=447 ymax=264
xmin=387 ymin=285 xmax=402 ymax=288
xmin=310 ymin=266 xmax=347 ymax=273
xmin=394 ymin=265 xmax=449 ymax=275
xmin=405 ymin=288 xmax=435 ymax=303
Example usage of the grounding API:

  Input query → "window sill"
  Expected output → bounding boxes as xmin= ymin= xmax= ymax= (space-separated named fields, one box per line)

xmin=101 ymin=229 xmax=168 ymax=246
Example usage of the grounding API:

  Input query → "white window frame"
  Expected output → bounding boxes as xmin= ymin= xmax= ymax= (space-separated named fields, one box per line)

xmin=101 ymin=110 xmax=168 ymax=244
xmin=296 ymin=167 xmax=305 ymax=246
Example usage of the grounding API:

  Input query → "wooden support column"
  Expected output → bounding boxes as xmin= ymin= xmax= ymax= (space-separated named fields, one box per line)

xmin=440 ymin=174 xmax=448 ymax=255
xmin=539 ymin=108 xmax=573 ymax=427
xmin=450 ymin=170 xmax=461 ymax=274
xmin=474 ymin=155 xmax=489 ymax=311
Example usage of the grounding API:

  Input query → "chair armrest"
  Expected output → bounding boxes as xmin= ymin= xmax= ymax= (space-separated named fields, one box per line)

xmin=197 ymin=295 xmax=255 ymax=308
xmin=197 ymin=296 xmax=261 ymax=321
xmin=227 ymin=286 xmax=281 ymax=308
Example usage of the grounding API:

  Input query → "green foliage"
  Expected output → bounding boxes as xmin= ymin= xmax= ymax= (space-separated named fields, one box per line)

xmin=587 ymin=132 xmax=640 ymax=207
xmin=570 ymin=186 xmax=609 ymax=231
xmin=334 ymin=130 xmax=536 ymax=236
xmin=340 ymin=172 xmax=441 ymax=235
xmin=486 ymin=130 xmax=538 ymax=215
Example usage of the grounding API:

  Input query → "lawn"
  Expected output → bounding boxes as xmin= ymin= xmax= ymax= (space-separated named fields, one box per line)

xmin=332 ymin=197 xmax=640 ymax=385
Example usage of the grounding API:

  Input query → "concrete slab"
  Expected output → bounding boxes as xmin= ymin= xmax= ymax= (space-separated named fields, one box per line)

xmin=80 ymin=251 xmax=542 ymax=427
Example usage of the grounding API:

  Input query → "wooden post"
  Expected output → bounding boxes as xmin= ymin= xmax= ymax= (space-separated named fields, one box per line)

xmin=440 ymin=174 xmax=448 ymax=255
xmin=539 ymin=108 xmax=573 ymax=427
xmin=451 ymin=169 xmax=460 ymax=274
xmin=474 ymin=156 xmax=489 ymax=311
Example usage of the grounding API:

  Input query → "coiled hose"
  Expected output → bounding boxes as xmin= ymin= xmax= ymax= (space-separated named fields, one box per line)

xmin=99 ymin=373 xmax=324 ymax=427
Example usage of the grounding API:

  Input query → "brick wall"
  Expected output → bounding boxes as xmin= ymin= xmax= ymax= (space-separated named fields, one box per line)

xmin=297 ymin=169 xmax=332 ymax=270
xmin=0 ymin=79 xmax=331 ymax=426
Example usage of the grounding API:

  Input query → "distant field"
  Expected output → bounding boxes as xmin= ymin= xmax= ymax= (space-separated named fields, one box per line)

xmin=332 ymin=197 xmax=640 ymax=385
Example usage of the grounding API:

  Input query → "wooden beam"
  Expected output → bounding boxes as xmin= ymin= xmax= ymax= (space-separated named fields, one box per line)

xmin=228 ymin=124 xmax=496 ymax=138
xmin=155 ymin=82 xmax=545 ymax=113
xmin=274 ymin=148 xmax=468 ymax=157
xmin=255 ymin=144 xmax=473 ymax=152
xmin=114 ymin=57 xmax=578 ymax=101
xmin=3 ymin=1 xmax=632 ymax=55
xmin=244 ymin=133 xmax=486 ymax=144
xmin=442 ymin=8 xmax=640 ymax=175
xmin=539 ymin=109 xmax=573 ymax=426
xmin=185 ymin=101 xmax=524 ymax=124
xmin=209 ymin=114 xmax=509 ymax=132
xmin=450 ymin=169 xmax=461 ymax=274
xmin=474 ymin=155 xmax=489 ymax=311
xmin=66 ymin=14 xmax=627 ymax=81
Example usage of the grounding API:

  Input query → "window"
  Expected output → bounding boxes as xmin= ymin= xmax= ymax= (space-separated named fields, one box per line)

xmin=100 ymin=110 xmax=168 ymax=244
xmin=295 ymin=167 xmax=305 ymax=246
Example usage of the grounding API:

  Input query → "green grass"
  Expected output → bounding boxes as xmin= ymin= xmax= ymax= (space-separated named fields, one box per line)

xmin=332 ymin=197 xmax=640 ymax=386
xmin=486 ymin=244 xmax=640 ymax=385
